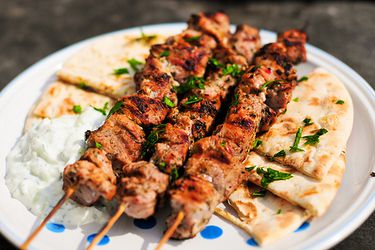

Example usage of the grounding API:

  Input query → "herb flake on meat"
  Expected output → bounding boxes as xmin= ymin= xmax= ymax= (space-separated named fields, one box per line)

xmin=174 ymin=76 xmax=205 ymax=94
xmin=253 ymin=139 xmax=263 ymax=149
xmin=163 ymin=96 xmax=175 ymax=108
xmin=141 ymin=124 xmax=167 ymax=158
xmin=107 ymin=101 xmax=124 ymax=118
xmin=184 ymin=95 xmax=202 ymax=105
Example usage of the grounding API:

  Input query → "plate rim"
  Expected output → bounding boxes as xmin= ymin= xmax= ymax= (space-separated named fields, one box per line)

xmin=0 ymin=23 xmax=374 ymax=250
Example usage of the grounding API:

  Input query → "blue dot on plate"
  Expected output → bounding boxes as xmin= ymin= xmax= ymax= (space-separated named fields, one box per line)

xmin=87 ymin=234 xmax=110 ymax=246
xmin=46 ymin=223 xmax=65 ymax=233
xmin=295 ymin=221 xmax=310 ymax=232
xmin=133 ymin=216 xmax=157 ymax=229
xmin=200 ymin=225 xmax=223 ymax=239
xmin=246 ymin=238 xmax=258 ymax=246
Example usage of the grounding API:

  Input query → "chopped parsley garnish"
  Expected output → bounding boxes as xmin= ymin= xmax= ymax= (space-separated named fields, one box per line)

xmin=92 ymin=102 xmax=109 ymax=116
xmin=256 ymin=167 xmax=293 ymax=188
xmin=253 ymin=139 xmax=263 ymax=149
xmin=136 ymin=30 xmax=157 ymax=43
xmin=72 ymin=105 xmax=82 ymax=114
xmin=163 ymin=96 xmax=175 ymax=108
xmin=252 ymin=189 xmax=267 ymax=197
xmin=222 ymin=64 xmax=243 ymax=77
xmin=274 ymin=150 xmax=286 ymax=157
xmin=231 ymin=93 xmax=239 ymax=107
xmin=107 ymin=100 xmax=124 ymax=117
xmin=95 ymin=141 xmax=102 ymax=149
xmin=293 ymin=97 xmax=299 ymax=102
xmin=277 ymin=209 xmax=282 ymax=214
xmin=78 ymin=82 xmax=87 ymax=89
xmin=158 ymin=162 xmax=166 ymax=169
xmin=174 ymin=76 xmax=205 ymax=94
xmin=170 ymin=168 xmax=179 ymax=181
xmin=245 ymin=165 xmax=256 ymax=172
xmin=303 ymin=128 xmax=328 ymax=146
xmin=127 ymin=58 xmax=144 ymax=72
xmin=289 ymin=127 xmax=305 ymax=152
xmin=183 ymin=35 xmax=201 ymax=43
xmin=184 ymin=95 xmax=202 ymax=105
xmin=209 ymin=58 xmax=223 ymax=68
xmin=259 ymin=80 xmax=279 ymax=91
xmin=220 ymin=141 xmax=226 ymax=147
xmin=336 ymin=99 xmax=345 ymax=104
xmin=303 ymin=118 xmax=313 ymax=126
xmin=113 ymin=67 xmax=129 ymax=76
xmin=160 ymin=50 xmax=170 ymax=57
xmin=298 ymin=76 xmax=308 ymax=82
xmin=141 ymin=124 xmax=167 ymax=158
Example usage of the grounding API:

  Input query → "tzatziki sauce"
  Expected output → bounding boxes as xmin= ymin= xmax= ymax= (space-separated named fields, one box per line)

xmin=5 ymin=108 xmax=112 ymax=227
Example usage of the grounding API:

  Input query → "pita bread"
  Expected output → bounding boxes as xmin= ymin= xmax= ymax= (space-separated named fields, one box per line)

xmin=215 ymin=184 xmax=310 ymax=246
xmin=246 ymin=151 xmax=345 ymax=216
xmin=256 ymin=68 xmax=353 ymax=179
xmin=24 ymin=81 xmax=113 ymax=132
xmin=57 ymin=33 xmax=166 ymax=98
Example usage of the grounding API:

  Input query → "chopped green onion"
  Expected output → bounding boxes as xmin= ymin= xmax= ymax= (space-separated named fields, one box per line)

xmin=95 ymin=141 xmax=102 ymax=149
xmin=113 ymin=67 xmax=129 ymax=76
xmin=303 ymin=128 xmax=328 ymax=146
xmin=303 ymin=118 xmax=313 ymax=126
xmin=336 ymin=100 xmax=345 ymax=104
xmin=274 ymin=150 xmax=286 ymax=157
xmin=290 ymin=127 xmax=305 ymax=152
xmin=256 ymin=167 xmax=293 ymax=188
xmin=160 ymin=50 xmax=170 ymax=57
xmin=184 ymin=95 xmax=202 ymax=105
xmin=163 ymin=96 xmax=175 ymax=108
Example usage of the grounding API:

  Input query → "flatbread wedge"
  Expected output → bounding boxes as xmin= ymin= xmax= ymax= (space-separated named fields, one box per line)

xmin=246 ymin=151 xmax=345 ymax=216
xmin=256 ymin=68 xmax=353 ymax=179
xmin=24 ymin=81 xmax=113 ymax=132
xmin=215 ymin=184 xmax=310 ymax=246
xmin=57 ymin=33 xmax=166 ymax=98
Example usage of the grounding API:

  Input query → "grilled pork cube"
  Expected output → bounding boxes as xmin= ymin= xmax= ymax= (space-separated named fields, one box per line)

xmin=188 ymin=12 xmax=231 ymax=46
xmin=151 ymin=124 xmax=190 ymax=172
xmin=63 ymin=148 xmax=116 ymax=206
xmin=277 ymin=29 xmax=307 ymax=64
xmin=120 ymin=94 xmax=169 ymax=127
xmin=118 ymin=161 xmax=169 ymax=218
xmin=167 ymin=175 xmax=220 ymax=239
xmin=87 ymin=114 xmax=145 ymax=166
xmin=231 ymin=24 xmax=261 ymax=64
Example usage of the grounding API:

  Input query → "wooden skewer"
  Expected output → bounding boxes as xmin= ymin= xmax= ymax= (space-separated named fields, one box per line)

xmin=86 ymin=202 xmax=127 ymax=250
xmin=20 ymin=188 xmax=75 ymax=250
xmin=155 ymin=211 xmax=184 ymax=250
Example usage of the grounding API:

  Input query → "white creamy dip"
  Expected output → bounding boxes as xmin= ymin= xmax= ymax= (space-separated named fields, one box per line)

xmin=5 ymin=108 xmax=112 ymax=227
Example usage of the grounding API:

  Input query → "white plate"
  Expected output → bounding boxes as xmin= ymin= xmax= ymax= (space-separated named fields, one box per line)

xmin=0 ymin=23 xmax=374 ymax=250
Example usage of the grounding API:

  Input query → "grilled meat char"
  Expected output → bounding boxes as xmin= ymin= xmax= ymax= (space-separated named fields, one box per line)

xmin=167 ymin=29 xmax=307 ymax=239
xmin=63 ymin=13 xmax=220 ymax=206
xmin=117 ymin=13 xmax=262 ymax=219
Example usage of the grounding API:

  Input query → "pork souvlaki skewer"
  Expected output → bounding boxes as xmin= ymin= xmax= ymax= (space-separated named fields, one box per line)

xmin=87 ymin=13 xmax=262 ymax=249
xmin=21 ymin=12 xmax=220 ymax=250
xmin=164 ymin=29 xmax=307 ymax=240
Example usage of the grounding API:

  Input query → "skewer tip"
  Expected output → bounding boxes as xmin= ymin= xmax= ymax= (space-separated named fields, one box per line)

xmin=86 ymin=203 xmax=127 ymax=250
xmin=155 ymin=211 xmax=184 ymax=250
xmin=20 ymin=188 xmax=75 ymax=250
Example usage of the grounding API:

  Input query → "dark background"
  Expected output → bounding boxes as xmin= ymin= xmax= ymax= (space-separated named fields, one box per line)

xmin=0 ymin=0 xmax=374 ymax=249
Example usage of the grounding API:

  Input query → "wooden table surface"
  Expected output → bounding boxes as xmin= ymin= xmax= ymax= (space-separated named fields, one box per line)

xmin=0 ymin=0 xmax=374 ymax=249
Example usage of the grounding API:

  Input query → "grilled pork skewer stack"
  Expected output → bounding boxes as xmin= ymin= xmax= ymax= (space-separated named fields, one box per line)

xmin=87 ymin=13 xmax=262 ymax=249
xmin=165 ymin=29 xmax=307 ymax=240
xmin=21 ymin=12 xmax=221 ymax=250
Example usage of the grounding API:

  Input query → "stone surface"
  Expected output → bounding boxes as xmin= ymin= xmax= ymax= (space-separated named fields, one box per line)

xmin=0 ymin=0 xmax=374 ymax=249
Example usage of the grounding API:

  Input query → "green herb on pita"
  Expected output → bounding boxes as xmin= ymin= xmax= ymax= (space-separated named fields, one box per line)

xmin=274 ymin=150 xmax=286 ymax=157
xmin=256 ymin=167 xmax=293 ymax=188
xmin=113 ymin=67 xmax=129 ymax=76
xmin=303 ymin=128 xmax=328 ymax=146
xmin=245 ymin=165 xmax=256 ymax=172
xmin=127 ymin=58 xmax=144 ymax=72
xmin=72 ymin=105 xmax=82 ymax=114
xmin=290 ymin=127 xmax=305 ymax=152
xmin=336 ymin=99 xmax=345 ymax=104
xmin=293 ymin=97 xmax=299 ymax=102
xmin=303 ymin=118 xmax=313 ymax=126
xmin=298 ymin=76 xmax=308 ymax=82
